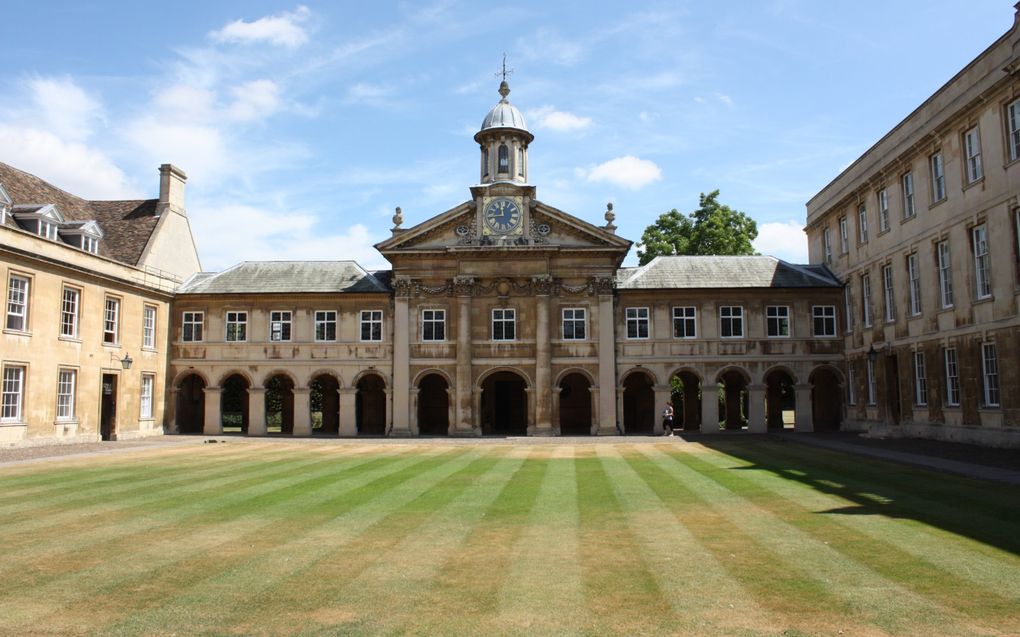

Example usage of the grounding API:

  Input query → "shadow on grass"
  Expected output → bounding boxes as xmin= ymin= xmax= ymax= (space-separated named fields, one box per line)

xmin=678 ymin=434 xmax=1020 ymax=557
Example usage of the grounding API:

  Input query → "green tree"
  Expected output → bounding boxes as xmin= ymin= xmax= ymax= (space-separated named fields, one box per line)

xmin=637 ymin=190 xmax=758 ymax=265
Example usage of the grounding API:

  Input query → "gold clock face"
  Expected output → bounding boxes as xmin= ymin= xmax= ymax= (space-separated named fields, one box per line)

xmin=482 ymin=197 xmax=523 ymax=235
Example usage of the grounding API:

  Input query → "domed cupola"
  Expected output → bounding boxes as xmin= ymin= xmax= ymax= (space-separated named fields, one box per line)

xmin=475 ymin=80 xmax=533 ymax=185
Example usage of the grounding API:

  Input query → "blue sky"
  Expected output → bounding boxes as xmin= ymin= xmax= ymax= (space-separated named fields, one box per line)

xmin=0 ymin=1 xmax=1013 ymax=270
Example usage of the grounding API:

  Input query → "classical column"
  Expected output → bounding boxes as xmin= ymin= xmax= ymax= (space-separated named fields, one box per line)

xmin=589 ymin=386 xmax=599 ymax=436
xmin=794 ymin=383 xmax=814 ymax=432
xmin=167 ymin=387 xmax=180 ymax=434
xmin=446 ymin=388 xmax=455 ymax=434
xmin=747 ymin=384 xmax=767 ymax=433
xmin=409 ymin=387 xmax=420 ymax=436
xmin=338 ymin=388 xmax=358 ymax=436
xmin=533 ymin=275 xmax=553 ymax=435
xmin=202 ymin=387 xmax=222 ymax=435
xmin=700 ymin=384 xmax=719 ymax=433
xmin=596 ymin=279 xmax=619 ymax=435
xmin=471 ymin=387 xmax=483 ymax=436
xmin=550 ymin=385 xmax=562 ymax=435
xmin=248 ymin=387 xmax=267 ymax=436
xmin=454 ymin=276 xmax=475 ymax=435
xmin=292 ymin=387 xmax=312 ymax=436
xmin=525 ymin=387 xmax=536 ymax=434
xmin=391 ymin=278 xmax=412 ymax=436
xmin=653 ymin=384 xmax=673 ymax=435
xmin=616 ymin=387 xmax=625 ymax=434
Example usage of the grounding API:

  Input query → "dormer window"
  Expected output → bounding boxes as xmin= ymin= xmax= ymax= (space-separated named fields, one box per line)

xmin=0 ymin=183 xmax=10 ymax=225
xmin=498 ymin=144 xmax=509 ymax=174
xmin=57 ymin=220 xmax=103 ymax=255
xmin=82 ymin=235 xmax=99 ymax=254
xmin=39 ymin=219 xmax=58 ymax=240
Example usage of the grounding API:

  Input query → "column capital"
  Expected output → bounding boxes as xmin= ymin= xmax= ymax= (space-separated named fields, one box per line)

xmin=452 ymin=275 xmax=476 ymax=297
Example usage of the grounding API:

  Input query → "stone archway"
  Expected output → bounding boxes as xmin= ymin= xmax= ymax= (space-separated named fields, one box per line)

xmin=310 ymin=374 xmax=340 ymax=435
xmin=671 ymin=370 xmax=702 ymax=431
xmin=558 ymin=372 xmax=592 ymax=436
xmin=811 ymin=367 xmax=843 ymax=431
xmin=480 ymin=370 xmax=528 ymax=436
xmin=764 ymin=368 xmax=795 ymax=429
xmin=623 ymin=371 xmax=655 ymax=435
xmin=264 ymin=374 xmax=295 ymax=435
xmin=356 ymin=373 xmax=387 ymax=435
xmin=717 ymin=368 xmax=750 ymax=430
xmin=175 ymin=374 xmax=205 ymax=434
xmin=417 ymin=373 xmax=450 ymax=436
xmin=220 ymin=374 xmax=250 ymax=434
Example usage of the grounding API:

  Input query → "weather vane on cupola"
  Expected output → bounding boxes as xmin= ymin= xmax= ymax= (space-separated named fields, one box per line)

xmin=495 ymin=53 xmax=513 ymax=99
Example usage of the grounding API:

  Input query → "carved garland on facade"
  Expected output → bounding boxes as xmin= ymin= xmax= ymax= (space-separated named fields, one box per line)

xmin=395 ymin=274 xmax=614 ymax=298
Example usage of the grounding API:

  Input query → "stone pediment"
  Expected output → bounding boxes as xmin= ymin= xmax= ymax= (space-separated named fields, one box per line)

xmin=375 ymin=197 xmax=631 ymax=254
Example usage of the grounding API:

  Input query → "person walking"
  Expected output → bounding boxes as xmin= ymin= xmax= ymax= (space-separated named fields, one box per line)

xmin=662 ymin=402 xmax=675 ymax=436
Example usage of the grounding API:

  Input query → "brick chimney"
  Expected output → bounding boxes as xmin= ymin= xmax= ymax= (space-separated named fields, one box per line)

xmin=157 ymin=164 xmax=187 ymax=216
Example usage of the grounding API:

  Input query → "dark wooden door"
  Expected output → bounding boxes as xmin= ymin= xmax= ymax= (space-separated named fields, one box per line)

xmin=493 ymin=380 xmax=526 ymax=435
xmin=100 ymin=374 xmax=117 ymax=441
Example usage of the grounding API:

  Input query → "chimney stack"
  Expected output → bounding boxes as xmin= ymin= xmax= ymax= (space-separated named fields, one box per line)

xmin=157 ymin=164 xmax=187 ymax=216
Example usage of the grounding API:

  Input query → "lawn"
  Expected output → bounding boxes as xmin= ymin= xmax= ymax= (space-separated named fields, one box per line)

xmin=0 ymin=439 xmax=1018 ymax=637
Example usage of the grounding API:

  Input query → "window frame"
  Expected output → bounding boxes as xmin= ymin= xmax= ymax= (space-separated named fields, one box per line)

xmin=103 ymin=296 xmax=121 ymax=345
xmin=269 ymin=310 xmax=292 ymax=343
xmin=823 ymin=228 xmax=833 ymax=264
xmin=907 ymin=252 xmax=922 ymax=316
xmin=719 ymin=305 xmax=744 ymax=339
xmin=861 ymin=273 xmax=872 ymax=327
xmin=6 ymin=274 xmax=30 ymax=332
xmin=902 ymin=171 xmax=915 ymax=218
xmin=847 ymin=364 xmax=857 ymax=406
xmin=936 ymin=241 xmax=954 ymax=309
xmin=672 ymin=306 xmax=697 ymax=339
xmin=838 ymin=216 xmax=849 ymax=253
xmin=1 ymin=365 xmax=26 ymax=422
xmin=930 ymin=152 xmax=946 ymax=203
xmin=878 ymin=188 xmax=890 ymax=232
xmin=981 ymin=342 xmax=1000 ymax=408
xmin=944 ymin=348 xmax=960 ymax=407
xmin=60 ymin=286 xmax=80 ymax=339
xmin=812 ymin=305 xmax=837 ymax=337
xmin=359 ymin=310 xmax=384 ymax=342
xmin=492 ymin=307 xmax=516 ymax=342
xmin=866 ymin=358 xmax=876 ymax=406
xmin=140 ymin=373 xmax=154 ymax=419
xmin=857 ymin=203 xmax=868 ymax=243
xmin=625 ymin=307 xmax=650 ymax=340
xmin=182 ymin=311 xmax=204 ymax=343
xmin=422 ymin=308 xmax=447 ymax=342
xmin=882 ymin=264 xmax=895 ymax=323
xmin=314 ymin=310 xmax=337 ymax=342
xmin=972 ymin=225 xmax=991 ymax=300
xmin=844 ymin=285 xmax=854 ymax=333
xmin=1006 ymin=97 xmax=1020 ymax=163
xmin=56 ymin=368 xmax=77 ymax=421
xmin=963 ymin=126 xmax=983 ymax=183
xmin=561 ymin=307 xmax=587 ymax=341
xmin=913 ymin=351 xmax=928 ymax=407
xmin=765 ymin=305 xmax=790 ymax=338
xmin=142 ymin=305 xmax=157 ymax=350
xmin=225 ymin=310 xmax=248 ymax=343
xmin=497 ymin=143 xmax=510 ymax=175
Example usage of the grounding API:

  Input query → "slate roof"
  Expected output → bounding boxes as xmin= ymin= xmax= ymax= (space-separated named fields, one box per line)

xmin=0 ymin=162 xmax=159 ymax=265
xmin=616 ymin=256 xmax=842 ymax=289
xmin=178 ymin=261 xmax=391 ymax=294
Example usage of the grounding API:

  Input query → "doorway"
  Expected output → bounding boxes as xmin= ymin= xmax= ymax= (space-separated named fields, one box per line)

xmin=100 ymin=373 xmax=118 ymax=441
xmin=481 ymin=371 xmax=527 ymax=436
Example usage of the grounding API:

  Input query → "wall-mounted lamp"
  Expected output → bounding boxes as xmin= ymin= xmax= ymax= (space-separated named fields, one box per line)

xmin=111 ymin=353 xmax=133 ymax=370
xmin=866 ymin=343 xmax=878 ymax=364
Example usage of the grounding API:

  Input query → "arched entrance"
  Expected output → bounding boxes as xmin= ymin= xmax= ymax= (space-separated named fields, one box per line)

xmin=356 ymin=373 xmax=387 ymax=435
xmin=480 ymin=371 xmax=528 ymax=436
xmin=558 ymin=372 xmax=592 ymax=436
xmin=717 ymin=369 xmax=749 ymax=430
xmin=671 ymin=371 xmax=702 ymax=431
xmin=623 ymin=371 xmax=655 ymax=435
xmin=175 ymin=374 xmax=205 ymax=434
xmin=811 ymin=367 xmax=843 ymax=431
xmin=265 ymin=374 xmax=295 ymax=435
xmin=764 ymin=369 xmax=795 ymax=429
xmin=310 ymin=374 xmax=340 ymax=435
xmin=417 ymin=373 xmax=450 ymax=436
xmin=221 ymin=374 xmax=250 ymax=434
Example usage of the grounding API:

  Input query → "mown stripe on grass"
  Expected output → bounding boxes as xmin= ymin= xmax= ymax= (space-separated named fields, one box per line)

xmin=576 ymin=449 xmax=677 ymax=636
xmin=407 ymin=448 xmax=548 ymax=632
xmin=596 ymin=444 xmax=778 ymax=636
xmin=488 ymin=446 xmax=585 ymax=637
xmin=0 ymin=447 xmax=454 ymax=634
xmin=90 ymin=446 xmax=491 ymax=637
xmin=675 ymin=443 xmax=1020 ymax=630
xmin=639 ymin=445 xmax=983 ymax=637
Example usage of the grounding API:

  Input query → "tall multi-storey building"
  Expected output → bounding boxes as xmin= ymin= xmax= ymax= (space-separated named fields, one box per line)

xmin=1 ymin=162 xmax=200 ymax=444
xmin=805 ymin=6 xmax=1020 ymax=446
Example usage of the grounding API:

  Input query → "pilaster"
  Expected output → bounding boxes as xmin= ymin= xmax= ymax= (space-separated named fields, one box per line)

xmin=338 ymin=388 xmax=358 ymax=436
xmin=701 ymin=385 xmax=720 ymax=433
xmin=292 ymin=387 xmax=312 ymax=436
xmin=392 ymin=285 xmax=411 ymax=434
xmin=533 ymin=276 xmax=553 ymax=435
xmin=597 ymin=288 xmax=618 ymax=435
xmin=747 ymin=384 xmax=767 ymax=433
xmin=454 ymin=277 xmax=475 ymax=434
xmin=202 ymin=387 xmax=222 ymax=435
xmin=794 ymin=383 xmax=814 ymax=432
xmin=248 ymin=387 xmax=267 ymax=436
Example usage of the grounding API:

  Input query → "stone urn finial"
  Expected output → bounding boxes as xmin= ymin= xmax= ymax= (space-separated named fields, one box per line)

xmin=604 ymin=202 xmax=617 ymax=233
xmin=392 ymin=206 xmax=403 ymax=227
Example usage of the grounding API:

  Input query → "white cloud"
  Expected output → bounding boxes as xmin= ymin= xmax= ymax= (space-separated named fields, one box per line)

xmin=209 ymin=6 xmax=311 ymax=48
xmin=228 ymin=79 xmax=281 ymax=121
xmin=753 ymin=220 xmax=808 ymax=263
xmin=189 ymin=202 xmax=388 ymax=271
xmin=123 ymin=117 xmax=229 ymax=183
xmin=579 ymin=155 xmax=662 ymax=190
xmin=528 ymin=106 xmax=592 ymax=132
xmin=715 ymin=92 xmax=734 ymax=107
xmin=0 ymin=126 xmax=139 ymax=199
xmin=517 ymin=28 xmax=584 ymax=66
xmin=27 ymin=77 xmax=103 ymax=143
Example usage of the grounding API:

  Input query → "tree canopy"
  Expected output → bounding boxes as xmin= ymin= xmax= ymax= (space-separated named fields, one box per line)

xmin=636 ymin=190 xmax=758 ymax=265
